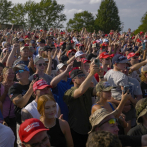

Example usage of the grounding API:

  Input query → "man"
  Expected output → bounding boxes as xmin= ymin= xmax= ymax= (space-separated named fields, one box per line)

xmin=36 ymin=39 xmax=45 ymax=56
xmin=51 ymin=63 xmax=73 ymax=121
xmin=8 ymin=64 xmax=35 ymax=147
xmin=94 ymin=52 xmax=112 ymax=82
xmin=89 ymin=108 xmax=147 ymax=146
xmin=21 ymin=79 xmax=60 ymax=121
xmin=75 ymin=51 xmax=86 ymax=62
xmin=63 ymin=62 xmax=100 ymax=147
xmin=87 ymin=43 xmax=98 ymax=61
xmin=19 ymin=118 xmax=50 ymax=147
xmin=0 ymin=123 xmax=15 ymax=146
xmin=29 ymin=56 xmax=52 ymax=85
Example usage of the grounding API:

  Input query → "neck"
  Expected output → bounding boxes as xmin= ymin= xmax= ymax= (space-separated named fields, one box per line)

xmin=102 ymin=64 xmax=108 ymax=71
xmin=74 ymin=82 xmax=80 ymax=88
xmin=113 ymin=67 xmax=120 ymax=72
xmin=19 ymin=79 xmax=30 ymax=85
xmin=21 ymin=57 xmax=28 ymax=61
xmin=43 ymin=117 xmax=56 ymax=128
xmin=99 ymin=97 xmax=107 ymax=105
xmin=3 ymin=79 xmax=13 ymax=84
xmin=36 ymin=70 xmax=44 ymax=77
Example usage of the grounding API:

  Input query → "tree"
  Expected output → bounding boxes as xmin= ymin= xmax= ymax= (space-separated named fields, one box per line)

xmin=134 ymin=11 xmax=147 ymax=34
xmin=0 ymin=0 xmax=13 ymax=24
xmin=66 ymin=11 xmax=95 ymax=32
xmin=10 ymin=3 xmax=27 ymax=26
xmin=95 ymin=0 xmax=121 ymax=33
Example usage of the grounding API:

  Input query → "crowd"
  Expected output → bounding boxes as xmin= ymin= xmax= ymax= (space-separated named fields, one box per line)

xmin=0 ymin=27 xmax=147 ymax=147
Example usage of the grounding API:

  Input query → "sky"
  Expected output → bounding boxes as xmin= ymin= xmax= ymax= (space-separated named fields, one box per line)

xmin=12 ymin=0 xmax=147 ymax=32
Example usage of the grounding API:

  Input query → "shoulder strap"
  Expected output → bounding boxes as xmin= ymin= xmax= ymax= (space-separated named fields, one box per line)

xmin=108 ymin=102 xmax=115 ymax=111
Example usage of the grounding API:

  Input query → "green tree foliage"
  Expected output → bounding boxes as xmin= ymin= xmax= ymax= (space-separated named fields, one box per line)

xmin=0 ymin=0 xmax=13 ymax=24
xmin=95 ymin=0 xmax=121 ymax=33
xmin=66 ymin=11 xmax=95 ymax=32
xmin=134 ymin=11 xmax=147 ymax=34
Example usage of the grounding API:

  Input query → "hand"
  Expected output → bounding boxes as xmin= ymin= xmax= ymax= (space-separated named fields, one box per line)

xmin=29 ymin=79 xmax=38 ymax=91
xmin=97 ymin=68 xmax=104 ymax=77
xmin=65 ymin=62 xmax=73 ymax=73
xmin=121 ymin=89 xmax=132 ymax=103
xmin=59 ymin=114 xmax=63 ymax=120
xmin=57 ymin=49 xmax=62 ymax=60
xmin=28 ymin=57 xmax=34 ymax=68
xmin=90 ymin=61 xmax=99 ymax=75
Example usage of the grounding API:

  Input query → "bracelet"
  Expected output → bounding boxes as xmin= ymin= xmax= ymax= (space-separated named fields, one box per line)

xmin=99 ymin=76 xmax=104 ymax=78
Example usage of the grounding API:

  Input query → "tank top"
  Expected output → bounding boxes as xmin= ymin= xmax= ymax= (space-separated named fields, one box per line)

xmin=47 ymin=118 xmax=67 ymax=147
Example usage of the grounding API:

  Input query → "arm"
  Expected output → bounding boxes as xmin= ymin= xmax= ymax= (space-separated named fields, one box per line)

xmin=50 ymin=63 xmax=73 ymax=88
xmin=45 ymin=51 xmax=52 ymax=75
xmin=21 ymin=109 xmax=33 ymax=122
xmin=66 ymin=56 xmax=75 ymax=65
xmin=0 ymin=51 xmax=9 ymax=64
xmin=60 ymin=120 xmax=74 ymax=147
xmin=129 ymin=95 xmax=142 ymax=106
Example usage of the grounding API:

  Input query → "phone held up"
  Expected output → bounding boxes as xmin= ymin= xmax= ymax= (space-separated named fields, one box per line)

xmin=94 ymin=59 xmax=100 ymax=67
xmin=33 ymin=74 xmax=39 ymax=81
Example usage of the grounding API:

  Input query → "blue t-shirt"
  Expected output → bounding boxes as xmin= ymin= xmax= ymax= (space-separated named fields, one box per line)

xmin=52 ymin=78 xmax=73 ymax=121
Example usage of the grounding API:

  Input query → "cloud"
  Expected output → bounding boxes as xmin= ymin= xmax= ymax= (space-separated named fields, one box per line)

xmin=57 ymin=0 xmax=86 ymax=5
xmin=63 ymin=9 xmax=83 ymax=15
xmin=89 ymin=0 xmax=101 ymax=4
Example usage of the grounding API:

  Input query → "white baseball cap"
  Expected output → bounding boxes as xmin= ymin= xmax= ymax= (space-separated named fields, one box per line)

xmin=57 ymin=63 xmax=66 ymax=70
xmin=75 ymin=51 xmax=85 ymax=58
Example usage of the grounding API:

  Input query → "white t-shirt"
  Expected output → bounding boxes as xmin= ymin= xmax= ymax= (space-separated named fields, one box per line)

xmin=0 ymin=123 xmax=15 ymax=147
xmin=104 ymin=69 xmax=128 ymax=100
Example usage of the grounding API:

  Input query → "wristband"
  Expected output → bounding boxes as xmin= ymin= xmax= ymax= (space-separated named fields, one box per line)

xmin=99 ymin=76 xmax=104 ymax=78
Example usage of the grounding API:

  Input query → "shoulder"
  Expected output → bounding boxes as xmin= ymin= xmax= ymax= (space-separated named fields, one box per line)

xmin=59 ymin=119 xmax=69 ymax=133
xmin=127 ymin=124 xmax=142 ymax=136
xmin=44 ymin=74 xmax=53 ymax=79
xmin=21 ymin=108 xmax=33 ymax=122
xmin=91 ymin=104 xmax=101 ymax=114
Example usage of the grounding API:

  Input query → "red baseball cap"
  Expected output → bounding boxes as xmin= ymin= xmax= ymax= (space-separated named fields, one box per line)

xmin=102 ymin=43 xmax=108 ymax=47
xmin=127 ymin=52 xmax=138 ymax=59
xmin=24 ymin=35 xmax=29 ymax=39
xmin=60 ymin=42 xmax=64 ymax=46
xmin=80 ymin=58 xmax=91 ymax=64
xmin=109 ymin=32 xmax=113 ymax=35
xmin=71 ymin=40 xmax=74 ymax=44
xmin=140 ymin=31 xmax=144 ymax=35
xmin=19 ymin=118 xmax=49 ymax=143
xmin=99 ymin=52 xmax=112 ymax=59
xmin=136 ymin=38 xmax=141 ymax=42
xmin=33 ymin=79 xmax=52 ymax=92
xmin=67 ymin=49 xmax=76 ymax=57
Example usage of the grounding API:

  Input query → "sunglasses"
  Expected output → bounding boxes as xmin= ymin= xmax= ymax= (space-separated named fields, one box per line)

xmin=16 ymin=70 xmax=25 ymax=74
xmin=76 ymin=74 xmax=86 ymax=78
xmin=37 ymin=63 xmax=47 ymax=66
xmin=99 ymin=118 xmax=117 ymax=127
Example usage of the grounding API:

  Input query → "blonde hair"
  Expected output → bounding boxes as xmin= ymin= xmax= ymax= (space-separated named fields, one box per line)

xmin=37 ymin=94 xmax=55 ymax=118
xmin=141 ymin=71 xmax=147 ymax=82
xmin=2 ymin=67 xmax=14 ymax=80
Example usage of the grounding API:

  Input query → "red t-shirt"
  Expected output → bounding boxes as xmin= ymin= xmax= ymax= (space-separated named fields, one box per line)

xmin=94 ymin=67 xmax=111 ymax=82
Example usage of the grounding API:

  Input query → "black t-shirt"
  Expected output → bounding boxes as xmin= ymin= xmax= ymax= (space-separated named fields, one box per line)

xmin=87 ymin=53 xmax=97 ymax=61
xmin=127 ymin=124 xmax=147 ymax=136
xmin=8 ymin=82 xmax=34 ymax=124
xmin=119 ymin=135 xmax=141 ymax=146
xmin=141 ymin=82 xmax=147 ymax=98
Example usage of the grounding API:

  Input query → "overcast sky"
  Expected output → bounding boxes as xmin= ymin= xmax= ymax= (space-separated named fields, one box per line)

xmin=12 ymin=0 xmax=147 ymax=32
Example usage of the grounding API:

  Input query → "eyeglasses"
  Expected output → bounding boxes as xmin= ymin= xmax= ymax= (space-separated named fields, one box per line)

xmin=16 ymin=70 xmax=25 ymax=74
xmin=28 ymin=136 xmax=49 ymax=147
xmin=98 ymin=118 xmax=117 ymax=127
xmin=76 ymin=74 xmax=86 ymax=78
xmin=37 ymin=63 xmax=47 ymax=67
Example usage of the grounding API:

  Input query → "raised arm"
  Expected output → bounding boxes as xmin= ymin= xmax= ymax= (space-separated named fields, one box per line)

xmin=45 ymin=51 xmax=52 ymax=76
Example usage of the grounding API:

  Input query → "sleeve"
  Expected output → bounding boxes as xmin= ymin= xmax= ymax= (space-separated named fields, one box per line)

xmin=117 ymin=75 xmax=128 ymax=87
xmin=118 ymin=135 xmax=141 ymax=146
xmin=8 ymin=84 xmax=21 ymax=101
xmin=134 ymin=79 xmax=142 ymax=96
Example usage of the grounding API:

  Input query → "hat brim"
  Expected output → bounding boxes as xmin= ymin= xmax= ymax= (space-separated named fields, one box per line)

xmin=103 ymin=87 xmax=113 ymax=92
xmin=23 ymin=128 xmax=49 ymax=142
xmin=137 ymin=109 xmax=147 ymax=123
xmin=37 ymin=85 xmax=52 ymax=90
xmin=102 ymin=55 xmax=111 ymax=59
xmin=89 ymin=111 xmax=114 ymax=134
xmin=118 ymin=59 xmax=129 ymax=64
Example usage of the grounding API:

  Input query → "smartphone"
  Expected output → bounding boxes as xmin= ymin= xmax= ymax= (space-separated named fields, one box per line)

xmin=73 ymin=61 xmax=81 ymax=67
xmin=94 ymin=59 xmax=100 ymax=67
xmin=142 ymin=42 xmax=146 ymax=50
xmin=123 ymin=85 xmax=130 ymax=94
xmin=33 ymin=74 xmax=39 ymax=81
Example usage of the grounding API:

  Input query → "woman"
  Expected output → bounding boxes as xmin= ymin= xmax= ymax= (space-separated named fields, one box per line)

xmin=140 ymin=66 xmax=147 ymax=98
xmin=127 ymin=98 xmax=147 ymax=136
xmin=0 ymin=67 xmax=16 ymax=128
xmin=37 ymin=94 xmax=74 ymax=147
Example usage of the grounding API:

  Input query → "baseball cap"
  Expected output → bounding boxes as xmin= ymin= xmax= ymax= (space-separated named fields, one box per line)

xmin=57 ymin=63 xmax=66 ymax=70
xmin=89 ymin=108 xmax=114 ymax=133
xmin=103 ymin=38 xmax=109 ymax=43
xmin=144 ymin=40 xmax=147 ymax=43
xmin=29 ymin=46 xmax=35 ymax=53
xmin=34 ymin=56 xmax=44 ymax=65
xmin=13 ymin=64 xmax=29 ymax=72
xmin=67 ymin=49 xmax=76 ymax=57
xmin=136 ymin=98 xmax=147 ymax=123
xmin=127 ymin=52 xmax=138 ymax=59
xmin=39 ymin=39 xmax=45 ymax=44
xmin=99 ymin=52 xmax=112 ymax=59
xmin=75 ymin=51 xmax=85 ymax=58
xmin=92 ymin=43 xmax=97 ymax=48
xmin=80 ymin=58 xmax=91 ymax=64
xmin=19 ymin=118 xmax=49 ymax=142
xmin=33 ymin=79 xmax=52 ymax=92
xmin=112 ymin=54 xmax=129 ymax=65
xmin=140 ymin=31 xmax=144 ymax=35
xmin=20 ymin=46 xmax=29 ymax=52
xmin=30 ymin=40 xmax=36 ymax=44
xmin=141 ymin=65 xmax=147 ymax=72
xmin=96 ymin=81 xmax=112 ymax=92
xmin=69 ymin=69 xmax=84 ymax=79
xmin=136 ymin=39 xmax=141 ymax=43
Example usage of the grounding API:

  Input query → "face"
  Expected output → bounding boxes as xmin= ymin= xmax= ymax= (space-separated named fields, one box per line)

xmin=21 ymin=48 xmax=29 ymax=58
xmin=0 ymin=66 xmax=4 ymax=82
xmin=36 ymin=87 xmax=52 ymax=98
xmin=36 ymin=59 xmax=46 ymax=72
xmin=116 ymin=63 xmax=126 ymax=71
xmin=102 ymin=58 xmax=110 ymax=66
xmin=16 ymin=70 xmax=29 ymax=81
xmin=130 ymin=56 xmax=139 ymax=65
xmin=24 ymin=131 xmax=50 ymax=147
xmin=44 ymin=100 xmax=56 ymax=119
xmin=76 ymin=55 xmax=85 ymax=62
xmin=4 ymin=68 xmax=15 ymax=81
xmin=68 ymin=51 xmax=75 ymax=58
xmin=97 ymin=115 xmax=119 ymax=136
xmin=102 ymin=91 xmax=111 ymax=100
xmin=84 ymin=63 xmax=90 ymax=72
xmin=73 ymin=74 xmax=86 ymax=85
xmin=40 ymin=43 xmax=45 ymax=47
xmin=59 ymin=65 xmax=67 ymax=74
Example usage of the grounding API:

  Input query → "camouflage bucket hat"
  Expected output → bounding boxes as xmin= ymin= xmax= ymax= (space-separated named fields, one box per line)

xmin=96 ymin=81 xmax=112 ymax=92
xmin=136 ymin=98 xmax=147 ymax=123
